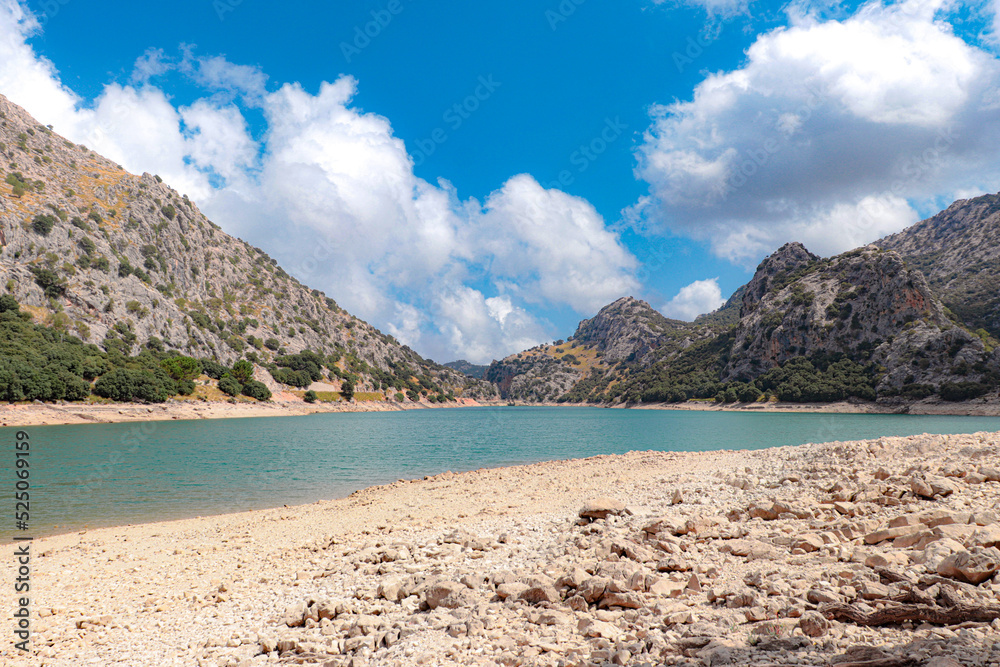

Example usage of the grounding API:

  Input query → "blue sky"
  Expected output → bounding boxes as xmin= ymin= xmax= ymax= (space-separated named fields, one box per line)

xmin=3 ymin=0 xmax=1000 ymax=363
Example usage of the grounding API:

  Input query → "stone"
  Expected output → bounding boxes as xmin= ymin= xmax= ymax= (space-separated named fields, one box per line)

xmin=577 ymin=577 xmax=609 ymax=604
xmin=887 ymin=515 xmax=924 ymax=529
xmin=578 ymin=618 xmax=621 ymax=640
xmin=832 ymin=502 xmax=857 ymax=516
xmin=579 ymin=497 xmax=630 ymax=520
xmin=425 ymin=581 xmax=470 ymax=609
xmin=791 ymin=533 xmax=824 ymax=553
xmin=377 ymin=578 xmax=404 ymax=602
xmin=979 ymin=466 xmax=1000 ymax=482
xmin=671 ymin=489 xmax=684 ymax=505
xmin=519 ymin=586 xmax=561 ymax=605
xmin=910 ymin=476 xmax=935 ymax=498
xmin=936 ymin=549 xmax=1000 ymax=585
xmin=282 ymin=602 xmax=307 ymax=627
xmin=496 ymin=582 xmax=528 ymax=600
xmin=865 ymin=525 xmax=917 ymax=545
xmin=799 ymin=611 xmax=830 ymax=637
xmin=860 ymin=581 xmax=890 ymax=600
xmin=892 ymin=529 xmax=933 ymax=549
xmin=806 ymin=588 xmax=843 ymax=605
xmin=969 ymin=524 xmax=1000 ymax=548
xmin=599 ymin=590 xmax=645 ymax=609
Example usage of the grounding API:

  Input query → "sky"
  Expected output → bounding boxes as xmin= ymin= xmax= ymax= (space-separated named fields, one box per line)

xmin=2 ymin=0 xmax=1000 ymax=363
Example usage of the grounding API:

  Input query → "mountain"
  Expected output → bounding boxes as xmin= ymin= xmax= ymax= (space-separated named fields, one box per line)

xmin=0 ymin=93 xmax=495 ymax=402
xmin=487 ymin=223 xmax=1000 ymax=405
xmin=485 ymin=297 xmax=722 ymax=401
xmin=443 ymin=360 xmax=489 ymax=380
xmin=877 ymin=193 xmax=1000 ymax=339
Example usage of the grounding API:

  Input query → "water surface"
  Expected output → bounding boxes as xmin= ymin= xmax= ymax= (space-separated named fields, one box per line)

xmin=3 ymin=407 xmax=1000 ymax=540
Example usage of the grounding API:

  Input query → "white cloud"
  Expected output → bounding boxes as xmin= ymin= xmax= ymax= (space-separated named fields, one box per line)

xmin=0 ymin=2 xmax=638 ymax=364
xmin=637 ymin=0 xmax=1000 ymax=263
xmin=661 ymin=278 xmax=725 ymax=321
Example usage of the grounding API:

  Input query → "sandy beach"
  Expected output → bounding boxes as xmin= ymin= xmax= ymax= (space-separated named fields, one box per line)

xmin=2 ymin=429 xmax=999 ymax=666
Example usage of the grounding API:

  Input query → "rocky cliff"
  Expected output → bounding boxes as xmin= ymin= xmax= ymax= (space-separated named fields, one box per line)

xmin=878 ymin=193 xmax=1000 ymax=339
xmin=724 ymin=246 xmax=996 ymax=392
xmin=0 ymin=93 xmax=494 ymax=400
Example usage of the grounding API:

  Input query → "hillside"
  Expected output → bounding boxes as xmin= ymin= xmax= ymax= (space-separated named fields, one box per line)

xmin=0 ymin=93 xmax=494 ymax=403
xmin=443 ymin=360 xmax=489 ymax=380
xmin=878 ymin=192 xmax=1000 ymax=339
xmin=488 ymin=238 xmax=1000 ymax=406
xmin=485 ymin=297 xmax=721 ymax=401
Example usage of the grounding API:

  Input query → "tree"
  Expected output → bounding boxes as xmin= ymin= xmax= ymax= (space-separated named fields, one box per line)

xmin=160 ymin=356 xmax=202 ymax=382
xmin=340 ymin=378 xmax=355 ymax=400
xmin=303 ymin=389 xmax=317 ymax=403
xmin=232 ymin=360 xmax=254 ymax=383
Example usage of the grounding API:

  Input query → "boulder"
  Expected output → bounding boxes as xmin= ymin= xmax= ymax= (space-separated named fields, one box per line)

xmin=799 ymin=611 xmax=830 ymax=637
xmin=936 ymin=549 xmax=1000 ymax=585
xmin=579 ymin=497 xmax=631 ymax=520
xmin=425 ymin=581 xmax=471 ymax=609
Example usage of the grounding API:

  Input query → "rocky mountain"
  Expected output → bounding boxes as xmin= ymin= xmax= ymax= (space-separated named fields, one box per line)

xmin=485 ymin=297 xmax=721 ymax=402
xmin=0 ymin=93 xmax=494 ymax=401
xmin=488 ymin=227 xmax=1000 ymax=405
xmin=722 ymin=245 xmax=996 ymax=392
xmin=443 ymin=360 xmax=489 ymax=380
xmin=878 ymin=193 xmax=1000 ymax=339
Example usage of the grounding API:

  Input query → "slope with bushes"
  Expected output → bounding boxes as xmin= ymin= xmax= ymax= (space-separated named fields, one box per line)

xmin=0 ymin=93 xmax=494 ymax=403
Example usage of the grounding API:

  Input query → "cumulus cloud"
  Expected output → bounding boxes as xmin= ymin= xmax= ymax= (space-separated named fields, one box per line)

xmin=661 ymin=278 xmax=725 ymax=321
xmin=637 ymin=0 xmax=1000 ymax=263
xmin=0 ymin=1 xmax=637 ymax=364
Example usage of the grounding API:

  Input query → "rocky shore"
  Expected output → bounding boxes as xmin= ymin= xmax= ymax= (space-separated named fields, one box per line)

xmin=3 ymin=432 xmax=1000 ymax=666
xmin=0 ymin=396 xmax=488 ymax=427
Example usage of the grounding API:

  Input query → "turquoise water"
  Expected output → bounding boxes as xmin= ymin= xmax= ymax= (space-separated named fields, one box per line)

xmin=3 ymin=407 xmax=1000 ymax=541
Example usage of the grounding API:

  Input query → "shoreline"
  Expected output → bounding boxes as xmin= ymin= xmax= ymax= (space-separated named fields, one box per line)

xmin=3 ymin=394 xmax=1000 ymax=427
xmin=3 ymin=430 xmax=999 ymax=665
xmin=0 ymin=395 xmax=496 ymax=428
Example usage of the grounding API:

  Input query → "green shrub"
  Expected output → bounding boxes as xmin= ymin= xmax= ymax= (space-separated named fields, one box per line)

xmin=264 ymin=337 xmax=280 ymax=351
xmin=31 ymin=214 xmax=56 ymax=236
xmin=0 ymin=295 xmax=19 ymax=313
xmin=30 ymin=266 xmax=65 ymax=298
xmin=939 ymin=382 xmax=989 ymax=402
xmin=218 ymin=375 xmax=241 ymax=396
xmin=303 ymin=389 xmax=317 ymax=403
xmin=161 ymin=356 xmax=202 ymax=381
xmin=175 ymin=379 xmax=195 ymax=396
xmin=241 ymin=380 xmax=271 ymax=401
xmin=199 ymin=359 xmax=230 ymax=380
xmin=93 ymin=368 xmax=172 ymax=403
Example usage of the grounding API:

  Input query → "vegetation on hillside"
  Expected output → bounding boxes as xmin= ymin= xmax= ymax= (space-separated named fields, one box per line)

xmin=0 ymin=295 xmax=270 ymax=403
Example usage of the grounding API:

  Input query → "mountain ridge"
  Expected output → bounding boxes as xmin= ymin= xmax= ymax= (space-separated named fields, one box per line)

xmin=0 ymin=93 xmax=495 ymax=403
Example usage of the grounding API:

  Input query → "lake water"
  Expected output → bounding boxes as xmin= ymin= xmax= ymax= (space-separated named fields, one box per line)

xmin=4 ymin=407 xmax=1000 ymax=541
